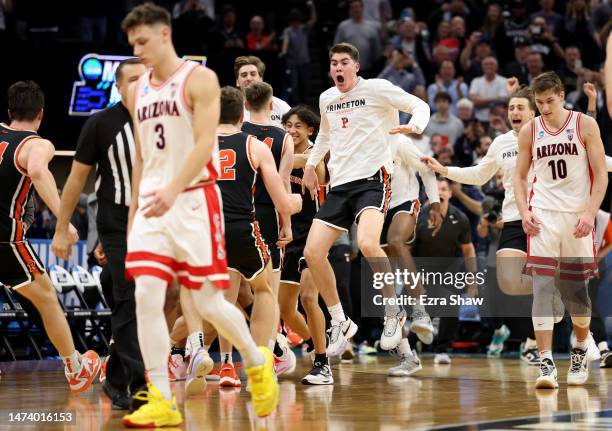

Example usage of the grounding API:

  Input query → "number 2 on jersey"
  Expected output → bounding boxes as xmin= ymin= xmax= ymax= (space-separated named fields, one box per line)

xmin=547 ymin=159 xmax=567 ymax=180
xmin=219 ymin=149 xmax=236 ymax=180
xmin=0 ymin=142 xmax=8 ymax=165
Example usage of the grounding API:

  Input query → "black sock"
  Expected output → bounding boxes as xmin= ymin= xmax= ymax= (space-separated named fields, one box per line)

xmin=223 ymin=353 xmax=232 ymax=364
xmin=171 ymin=346 xmax=185 ymax=357
xmin=304 ymin=338 xmax=315 ymax=352
xmin=314 ymin=353 xmax=328 ymax=366
xmin=273 ymin=341 xmax=284 ymax=357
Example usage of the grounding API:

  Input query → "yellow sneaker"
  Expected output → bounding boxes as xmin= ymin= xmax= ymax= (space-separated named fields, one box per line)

xmin=246 ymin=346 xmax=280 ymax=417
xmin=122 ymin=384 xmax=182 ymax=428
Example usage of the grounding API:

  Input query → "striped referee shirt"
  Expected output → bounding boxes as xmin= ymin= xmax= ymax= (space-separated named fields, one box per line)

xmin=74 ymin=102 xmax=134 ymax=207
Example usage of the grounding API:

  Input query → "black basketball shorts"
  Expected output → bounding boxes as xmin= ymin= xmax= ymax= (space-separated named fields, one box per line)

xmin=0 ymin=241 xmax=46 ymax=289
xmin=225 ymin=219 xmax=270 ymax=281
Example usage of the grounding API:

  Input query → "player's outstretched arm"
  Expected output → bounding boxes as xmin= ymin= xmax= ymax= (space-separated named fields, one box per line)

xmin=513 ymin=121 xmax=540 ymax=236
xmin=251 ymin=138 xmax=302 ymax=216
xmin=379 ymin=80 xmax=430 ymax=134
xmin=52 ymin=161 xmax=92 ymax=259
xmin=397 ymin=140 xmax=440 ymax=204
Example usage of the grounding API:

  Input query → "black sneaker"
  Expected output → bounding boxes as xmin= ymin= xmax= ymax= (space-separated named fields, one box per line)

xmin=600 ymin=350 xmax=612 ymax=368
xmin=102 ymin=380 xmax=130 ymax=410
xmin=302 ymin=361 xmax=334 ymax=385
xmin=521 ymin=347 xmax=541 ymax=366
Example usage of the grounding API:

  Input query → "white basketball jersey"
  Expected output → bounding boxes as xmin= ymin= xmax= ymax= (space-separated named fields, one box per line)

xmin=529 ymin=111 xmax=590 ymax=213
xmin=135 ymin=61 xmax=219 ymax=195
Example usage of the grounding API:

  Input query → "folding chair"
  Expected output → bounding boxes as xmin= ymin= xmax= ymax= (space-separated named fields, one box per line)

xmin=71 ymin=265 xmax=111 ymax=346
xmin=0 ymin=284 xmax=43 ymax=360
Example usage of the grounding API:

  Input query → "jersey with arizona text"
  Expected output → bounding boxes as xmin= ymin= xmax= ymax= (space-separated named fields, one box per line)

xmin=446 ymin=130 xmax=533 ymax=222
xmin=241 ymin=121 xmax=290 ymax=205
xmin=529 ymin=111 xmax=590 ymax=213
xmin=242 ymin=96 xmax=291 ymax=128
xmin=0 ymin=124 xmax=38 ymax=242
xmin=217 ymin=131 xmax=257 ymax=222
xmin=306 ymin=78 xmax=430 ymax=188
xmin=134 ymin=61 xmax=219 ymax=195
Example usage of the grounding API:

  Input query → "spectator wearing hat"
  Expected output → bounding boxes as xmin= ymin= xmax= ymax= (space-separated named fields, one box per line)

xmin=424 ymin=92 xmax=465 ymax=148
xmin=468 ymin=57 xmax=508 ymax=124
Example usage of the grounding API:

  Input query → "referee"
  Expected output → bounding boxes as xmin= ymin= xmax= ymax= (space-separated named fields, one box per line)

xmin=52 ymin=59 xmax=146 ymax=410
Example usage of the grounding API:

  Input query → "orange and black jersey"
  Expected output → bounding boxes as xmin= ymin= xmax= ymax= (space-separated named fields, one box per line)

xmin=287 ymin=152 xmax=327 ymax=251
xmin=217 ymin=131 xmax=258 ymax=222
xmin=241 ymin=121 xmax=289 ymax=206
xmin=0 ymin=124 xmax=39 ymax=242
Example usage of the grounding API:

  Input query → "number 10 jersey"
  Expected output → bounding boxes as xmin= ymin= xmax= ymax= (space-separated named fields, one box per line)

xmin=529 ymin=111 xmax=590 ymax=213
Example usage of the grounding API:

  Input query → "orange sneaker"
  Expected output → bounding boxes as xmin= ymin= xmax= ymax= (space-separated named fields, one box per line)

xmin=99 ymin=356 xmax=108 ymax=384
xmin=65 ymin=350 xmax=102 ymax=394
xmin=206 ymin=367 xmax=221 ymax=381
xmin=284 ymin=325 xmax=303 ymax=347
xmin=219 ymin=363 xmax=241 ymax=388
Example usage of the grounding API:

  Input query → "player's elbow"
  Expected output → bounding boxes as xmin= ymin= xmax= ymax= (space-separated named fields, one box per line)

xmin=27 ymin=163 xmax=48 ymax=181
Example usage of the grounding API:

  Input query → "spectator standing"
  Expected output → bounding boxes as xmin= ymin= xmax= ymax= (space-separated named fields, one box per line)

xmin=562 ymin=0 xmax=602 ymax=68
xmin=480 ymin=3 xmax=509 ymax=62
xmin=424 ymin=92 xmax=465 ymax=147
xmin=427 ymin=60 xmax=468 ymax=115
xmin=468 ymin=57 xmax=509 ymax=123
xmin=556 ymin=46 xmax=582 ymax=94
xmin=246 ymin=15 xmax=276 ymax=52
xmin=527 ymin=15 xmax=565 ymax=69
xmin=502 ymin=37 xmax=531 ymax=85
xmin=334 ymin=0 xmax=382 ymax=77
xmin=529 ymin=0 xmax=564 ymax=36
xmin=218 ymin=5 xmax=244 ymax=50
xmin=386 ymin=17 xmax=432 ymax=81
xmin=377 ymin=48 xmax=426 ymax=100
xmin=459 ymin=31 xmax=493 ymax=83
xmin=280 ymin=1 xmax=317 ymax=105
xmin=503 ymin=0 xmax=530 ymax=43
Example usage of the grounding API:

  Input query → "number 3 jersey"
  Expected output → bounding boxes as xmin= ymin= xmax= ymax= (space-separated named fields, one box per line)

xmin=529 ymin=111 xmax=590 ymax=213
xmin=134 ymin=61 xmax=220 ymax=194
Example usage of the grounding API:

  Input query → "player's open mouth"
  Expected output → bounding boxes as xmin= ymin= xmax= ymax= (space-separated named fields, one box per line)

xmin=511 ymin=119 xmax=522 ymax=126
xmin=336 ymin=75 xmax=345 ymax=83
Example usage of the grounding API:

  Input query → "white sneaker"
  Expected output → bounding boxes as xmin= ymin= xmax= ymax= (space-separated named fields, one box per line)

xmin=185 ymin=347 xmax=214 ymax=396
xmin=535 ymin=357 xmax=558 ymax=389
xmin=410 ymin=309 xmax=434 ymax=345
xmin=380 ymin=309 xmax=407 ymax=351
xmin=567 ymin=347 xmax=589 ymax=385
xmin=388 ymin=352 xmax=422 ymax=377
xmin=434 ymin=353 xmax=451 ymax=365
xmin=326 ymin=317 xmax=358 ymax=357
xmin=274 ymin=333 xmax=297 ymax=375
xmin=570 ymin=332 xmax=600 ymax=362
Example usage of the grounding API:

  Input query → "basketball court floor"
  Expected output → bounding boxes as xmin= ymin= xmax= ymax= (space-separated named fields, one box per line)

xmin=0 ymin=354 xmax=611 ymax=430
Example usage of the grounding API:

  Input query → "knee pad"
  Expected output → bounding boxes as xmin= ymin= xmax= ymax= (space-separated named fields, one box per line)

xmin=570 ymin=315 xmax=591 ymax=329
xmin=532 ymin=316 xmax=554 ymax=331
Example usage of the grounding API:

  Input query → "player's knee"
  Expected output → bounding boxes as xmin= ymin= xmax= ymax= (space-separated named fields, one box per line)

xmin=532 ymin=316 xmax=554 ymax=331
xmin=134 ymin=277 xmax=165 ymax=317
xmin=386 ymin=236 xmax=406 ymax=256
xmin=300 ymin=288 xmax=317 ymax=311
xmin=358 ymin=237 xmax=381 ymax=257
xmin=304 ymin=245 xmax=324 ymax=266
xmin=571 ymin=315 xmax=591 ymax=329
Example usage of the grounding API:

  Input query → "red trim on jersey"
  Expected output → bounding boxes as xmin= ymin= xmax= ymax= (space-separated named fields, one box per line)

xmin=13 ymin=177 xmax=31 ymax=241
xmin=125 ymin=267 xmax=174 ymax=286
xmin=206 ymin=159 xmax=219 ymax=183
xmin=126 ymin=251 xmax=176 ymax=267
xmin=526 ymin=255 xmax=558 ymax=267
xmin=202 ymin=184 xmax=230 ymax=289
xmin=576 ymin=112 xmax=586 ymax=148
xmin=148 ymin=61 xmax=189 ymax=91
xmin=558 ymin=272 xmax=594 ymax=281
xmin=184 ymin=180 xmax=215 ymax=192
xmin=559 ymin=261 xmax=598 ymax=271
xmin=539 ymin=111 xmax=573 ymax=136
xmin=13 ymin=135 xmax=39 ymax=175
xmin=180 ymin=63 xmax=201 ymax=114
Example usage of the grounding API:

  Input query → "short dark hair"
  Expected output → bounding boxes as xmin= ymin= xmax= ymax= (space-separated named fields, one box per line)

xmin=121 ymin=4 xmax=171 ymax=33
xmin=532 ymin=71 xmax=564 ymax=95
xmin=8 ymin=81 xmax=44 ymax=121
xmin=234 ymin=56 xmax=266 ymax=80
xmin=245 ymin=81 xmax=273 ymax=112
xmin=220 ymin=86 xmax=244 ymax=125
xmin=329 ymin=43 xmax=359 ymax=62
xmin=510 ymin=85 xmax=536 ymax=112
xmin=434 ymin=92 xmax=452 ymax=103
xmin=282 ymin=105 xmax=321 ymax=135
xmin=115 ymin=58 xmax=143 ymax=82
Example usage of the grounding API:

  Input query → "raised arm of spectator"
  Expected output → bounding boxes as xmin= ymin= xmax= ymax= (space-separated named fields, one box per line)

xmin=460 ymin=32 xmax=480 ymax=72
xmin=306 ymin=0 xmax=317 ymax=30
xmin=583 ymin=82 xmax=598 ymax=117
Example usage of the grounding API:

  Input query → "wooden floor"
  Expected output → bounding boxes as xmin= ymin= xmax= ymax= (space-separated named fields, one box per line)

xmin=1 ymin=354 xmax=612 ymax=430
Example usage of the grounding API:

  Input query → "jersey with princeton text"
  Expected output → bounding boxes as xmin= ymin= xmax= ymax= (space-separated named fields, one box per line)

xmin=309 ymin=78 xmax=430 ymax=188
xmin=134 ymin=61 xmax=220 ymax=195
xmin=446 ymin=130 xmax=533 ymax=222
xmin=0 ymin=124 xmax=38 ymax=242
xmin=242 ymin=96 xmax=291 ymax=128
xmin=241 ymin=121 xmax=290 ymax=206
xmin=530 ymin=111 xmax=590 ymax=213
xmin=217 ymin=132 xmax=257 ymax=222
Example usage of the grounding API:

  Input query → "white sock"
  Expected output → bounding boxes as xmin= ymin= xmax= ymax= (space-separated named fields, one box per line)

xmin=188 ymin=331 xmax=204 ymax=353
xmin=385 ymin=303 xmax=401 ymax=317
xmin=598 ymin=341 xmax=609 ymax=352
xmin=267 ymin=339 xmax=275 ymax=351
xmin=540 ymin=350 xmax=553 ymax=362
xmin=62 ymin=351 xmax=81 ymax=373
xmin=574 ymin=338 xmax=588 ymax=351
xmin=189 ymin=282 xmax=264 ymax=368
xmin=221 ymin=352 xmax=233 ymax=365
xmin=328 ymin=303 xmax=346 ymax=322
xmin=148 ymin=367 xmax=172 ymax=400
xmin=399 ymin=338 xmax=412 ymax=356
xmin=412 ymin=303 xmax=426 ymax=315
